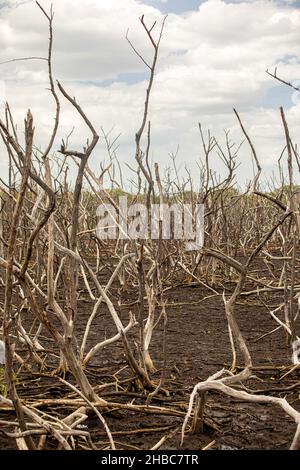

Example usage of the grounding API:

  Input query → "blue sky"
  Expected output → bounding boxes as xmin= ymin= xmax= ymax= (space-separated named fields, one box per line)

xmin=143 ymin=0 xmax=204 ymax=13
xmin=144 ymin=0 xmax=300 ymax=14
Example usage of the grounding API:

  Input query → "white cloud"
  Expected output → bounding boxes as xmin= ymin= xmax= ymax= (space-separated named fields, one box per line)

xmin=0 ymin=0 xmax=300 ymax=186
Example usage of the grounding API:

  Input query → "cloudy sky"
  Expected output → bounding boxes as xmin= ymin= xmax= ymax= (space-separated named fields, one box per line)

xmin=0 ymin=0 xmax=300 ymax=188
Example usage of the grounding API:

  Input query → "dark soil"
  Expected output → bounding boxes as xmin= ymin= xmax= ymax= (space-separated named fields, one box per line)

xmin=1 ymin=261 xmax=300 ymax=450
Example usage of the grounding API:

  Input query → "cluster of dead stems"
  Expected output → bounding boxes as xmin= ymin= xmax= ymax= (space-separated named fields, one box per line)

xmin=0 ymin=1 xmax=299 ymax=450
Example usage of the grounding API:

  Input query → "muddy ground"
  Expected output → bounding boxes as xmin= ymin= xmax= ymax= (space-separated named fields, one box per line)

xmin=0 ymin=260 xmax=300 ymax=450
